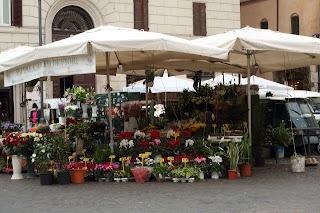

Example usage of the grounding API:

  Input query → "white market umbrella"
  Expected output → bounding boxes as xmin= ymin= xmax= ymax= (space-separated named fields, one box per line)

xmin=123 ymin=70 xmax=194 ymax=93
xmin=193 ymin=26 xmax=320 ymax=141
xmin=203 ymin=74 xmax=293 ymax=91
xmin=0 ymin=25 xmax=229 ymax=153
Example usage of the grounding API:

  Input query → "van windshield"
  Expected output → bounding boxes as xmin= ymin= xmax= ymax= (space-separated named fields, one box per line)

xmin=308 ymin=99 xmax=320 ymax=113
xmin=286 ymin=100 xmax=319 ymax=128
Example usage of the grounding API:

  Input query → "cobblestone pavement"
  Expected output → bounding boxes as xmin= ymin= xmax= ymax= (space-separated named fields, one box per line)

xmin=1 ymin=159 xmax=320 ymax=213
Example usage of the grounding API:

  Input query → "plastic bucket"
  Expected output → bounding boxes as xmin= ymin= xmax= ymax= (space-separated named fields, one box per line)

xmin=291 ymin=156 xmax=305 ymax=172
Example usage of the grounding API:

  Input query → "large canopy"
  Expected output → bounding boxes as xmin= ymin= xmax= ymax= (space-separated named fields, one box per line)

xmin=123 ymin=70 xmax=194 ymax=93
xmin=193 ymin=26 xmax=320 ymax=73
xmin=202 ymin=74 xmax=293 ymax=91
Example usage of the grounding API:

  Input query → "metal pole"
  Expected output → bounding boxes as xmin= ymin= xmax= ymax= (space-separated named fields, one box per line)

xmin=106 ymin=53 xmax=114 ymax=153
xmin=247 ymin=52 xmax=252 ymax=143
xmin=38 ymin=0 xmax=45 ymax=124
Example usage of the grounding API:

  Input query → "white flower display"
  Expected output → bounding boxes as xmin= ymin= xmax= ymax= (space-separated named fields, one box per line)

xmin=119 ymin=139 xmax=129 ymax=148
xmin=208 ymin=155 xmax=223 ymax=164
xmin=166 ymin=129 xmax=174 ymax=138
xmin=32 ymin=154 xmax=36 ymax=158
xmin=41 ymin=149 xmax=45 ymax=153
xmin=154 ymin=104 xmax=165 ymax=118
xmin=128 ymin=140 xmax=134 ymax=148
xmin=134 ymin=130 xmax=146 ymax=139
xmin=185 ymin=139 xmax=194 ymax=147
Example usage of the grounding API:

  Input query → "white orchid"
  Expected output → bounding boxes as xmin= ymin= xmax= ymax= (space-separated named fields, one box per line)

xmin=134 ymin=130 xmax=146 ymax=139
xmin=166 ymin=129 xmax=174 ymax=138
xmin=128 ymin=140 xmax=134 ymax=148
xmin=119 ymin=139 xmax=129 ymax=148
xmin=185 ymin=139 xmax=194 ymax=146
xmin=32 ymin=154 xmax=36 ymax=158
xmin=208 ymin=155 xmax=223 ymax=164
xmin=154 ymin=104 xmax=165 ymax=118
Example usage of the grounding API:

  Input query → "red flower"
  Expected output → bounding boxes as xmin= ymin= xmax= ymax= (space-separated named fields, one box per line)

xmin=181 ymin=131 xmax=191 ymax=137
xmin=149 ymin=130 xmax=160 ymax=140
xmin=140 ymin=141 xmax=149 ymax=149
xmin=119 ymin=131 xmax=132 ymax=140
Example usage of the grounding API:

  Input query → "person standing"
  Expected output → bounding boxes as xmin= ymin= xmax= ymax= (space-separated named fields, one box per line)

xmin=29 ymin=103 xmax=41 ymax=126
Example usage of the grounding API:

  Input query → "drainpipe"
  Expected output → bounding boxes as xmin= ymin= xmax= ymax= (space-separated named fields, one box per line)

xmin=276 ymin=0 xmax=279 ymax=31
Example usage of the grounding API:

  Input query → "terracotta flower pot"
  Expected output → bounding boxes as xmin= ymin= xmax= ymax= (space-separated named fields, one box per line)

xmin=228 ymin=170 xmax=238 ymax=180
xmin=70 ymin=169 xmax=85 ymax=184
xmin=240 ymin=164 xmax=251 ymax=177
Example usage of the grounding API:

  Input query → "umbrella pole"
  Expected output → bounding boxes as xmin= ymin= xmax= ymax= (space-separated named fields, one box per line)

xmin=247 ymin=52 xmax=252 ymax=142
xmin=106 ymin=52 xmax=114 ymax=153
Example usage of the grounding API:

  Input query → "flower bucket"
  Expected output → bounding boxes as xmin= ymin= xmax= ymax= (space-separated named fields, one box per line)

xmin=91 ymin=105 xmax=98 ymax=117
xmin=81 ymin=103 xmax=88 ymax=118
xmin=131 ymin=168 xmax=149 ymax=183
xmin=211 ymin=171 xmax=219 ymax=179
xmin=70 ymin=169 xmax=85 ymax=184
xmin=39 ymin=172 xmax=54 ymax=185
xmin=276 ymin=146 xmax=284 ymax=158
xmin=240 ymin=164 xmax=251 ymax=177
xmin=291 ymin=155 xmax=305 ymax=173
xmin=57 ymin=171 xmax=70 ymax=185
xmin=228 ymin=170 xmax=238 ymax=180
xmin=58 ymin=117 xmax=66 ymax=125
xmin=11 ymin=155 xmax=23 ymax=180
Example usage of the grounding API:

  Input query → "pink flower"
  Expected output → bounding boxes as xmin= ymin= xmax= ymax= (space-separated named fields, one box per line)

xmin=154 ymin=139 xmax=161 ymax=145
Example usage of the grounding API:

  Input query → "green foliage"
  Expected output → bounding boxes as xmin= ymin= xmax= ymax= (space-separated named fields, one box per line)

xmin=240 ymin=133 xmax=251 ymax=164
xmin=219 ymin=141 xmax=240 ymax=171
xmin=169 ymin=166 xmax=201 ymax=178
xmin=31 ymin=135 xmax=54 ymax=173
xmin=91 ymin=144 xmax=110 ymax=164
xmin=268 ymin=121 xmax=293 ymax=147
xmin=152 ymin=164 xmax=170 ymax=176
xmin=51 ymin=133 xmax=71 ymax=168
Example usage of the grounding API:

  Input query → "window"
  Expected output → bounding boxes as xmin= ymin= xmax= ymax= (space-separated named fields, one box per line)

xmin=260 ymin=18 xmax=268 ymax=29
xmin=0 ymin=0 xmax=10 ymax=25
xmin=193 ymin=2 xmax=206 ymax=36
xmin=134 ymin=0 xmax=149 ymax=31
xmin=291 ymin=14 xmax=299 ymax=35
xmin=0 ymin=0 xmax=22 ymax=27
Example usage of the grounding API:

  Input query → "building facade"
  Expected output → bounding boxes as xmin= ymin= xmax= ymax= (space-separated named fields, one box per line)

xmin=0 ymin=0 xmax=241 ymax=124
xmin=240 ymin=0 xmax=320 ymax=91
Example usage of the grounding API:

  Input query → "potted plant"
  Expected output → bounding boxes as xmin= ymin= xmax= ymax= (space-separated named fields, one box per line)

xmin=152 ymin=163 xmax=170 ymax=182
xmin=66 ymin=121 xmax=90 ymax=155
xmin=31 ymin=135 xmax=54 ymax=185
xmin=51 ymin=133 xmax=71 ymax=184
xmin=268 ymin=121 xmax=292 ymax=158
xmin=220 ymin=141 xmax=240 ymax=180
xmin=2 ymin=123 xmax=21 ymax=136
xmin=95 ymin=162 xmax=119 ymax=182
xmin=208 ymin=154 xmax=224 ymax=179
xmin=169 ymin=167 xmax=184 ymax=182
xmin=193 ymin=155 xmax=208 ymax=180
xmin=239 ymin=133 xmax=251 ymax=177
xmin=67 ymin=161 xmax=86 ymax=184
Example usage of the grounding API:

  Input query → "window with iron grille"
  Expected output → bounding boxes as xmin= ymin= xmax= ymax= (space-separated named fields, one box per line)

xmin=193 ymin=2 xmax=206 ymax=36
xmin=134 ymin=0 xmax=149 ymax=31
xmin=291 ymin=14 xmax=299 ymax=35
xmin=260 ymin=19 xmax=268 ymax=29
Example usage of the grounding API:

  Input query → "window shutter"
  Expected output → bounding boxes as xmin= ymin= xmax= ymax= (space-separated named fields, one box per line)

xmin=199 ymin=3 xmax=206 ymax=36
xmin=134 ymin=0 xmax=142 ymax=29
xmin=11 ymin=0 xmax=22 ymax=27
xmin=142 ymin=0 xmax=149 ymax=31
xmin=193 ymin=3 xmax=206 ymax=36
xmin=52 ymin=79 xmax=61 ymax=98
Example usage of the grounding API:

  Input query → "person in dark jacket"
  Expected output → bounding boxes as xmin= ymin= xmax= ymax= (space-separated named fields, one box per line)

xmin=29 ymin=103 xmax=41 ymax=126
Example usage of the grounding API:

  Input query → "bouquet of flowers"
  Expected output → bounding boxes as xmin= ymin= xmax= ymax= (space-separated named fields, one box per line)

xmin=85 ymin=87 xmax=97 ymax=105
xmin=65 ymin=105 xmax=79 ymax=117
xmin=58 ymin=104 xmax=65 ymax=117
xmin=31 ymin=135 xmax=54 ymax=173
xmin=2 ymin=123 xmax=21 ymax=132
xmin=94 ymin=162 xmax=119 ymax=180
xmin=65 ymin=86 xmax=86 ymax=104
xmin=2 ymin=132 xmax=29 ymax=156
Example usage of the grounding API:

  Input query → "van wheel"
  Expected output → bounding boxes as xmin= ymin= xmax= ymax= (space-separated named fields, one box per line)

xmin=317 ymin=144 xmax=320 ymax=155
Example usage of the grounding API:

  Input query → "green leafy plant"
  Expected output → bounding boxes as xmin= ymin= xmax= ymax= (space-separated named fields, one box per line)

xmin=31 ymin=135 xmax=54 ymax=173
xmin=240 ymin=133 xmax=251 ymax=164
xmin=51 ymin=133 xmax=71 ymax=170
xmin=268 ymin=121 xmax=293 ymax=147
xmin=219 ymin=141 xmax=240 ymax=171
xmin=152 ymin=164 xmax=170 ymax=177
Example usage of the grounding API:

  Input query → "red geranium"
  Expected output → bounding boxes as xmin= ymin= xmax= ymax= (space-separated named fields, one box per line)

xmin=149 ymin=130 xmax=160 ymax=140
xmin=140 ymin=141 xmax=149 ymax=149
xmin=166 ymin=139 xmax=181 ymax=148
xmin=119 ymin=131 xmax=132 ymax=140
xmin=181 ymin=131 xmax=191 ymax=137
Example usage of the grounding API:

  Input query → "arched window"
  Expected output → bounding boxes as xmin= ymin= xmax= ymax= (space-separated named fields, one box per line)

xmin=291 ymin=13 xmax=299 ymax=35
xmin=260 ymin=18 xmax=268 ymax=29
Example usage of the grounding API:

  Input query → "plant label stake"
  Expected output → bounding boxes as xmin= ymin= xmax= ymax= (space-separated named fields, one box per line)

xmin=68 ymin=156 xmax=73 ymax=163
xmin=158 ymin=158 xmax=164 ymax=167
xmin=7 ymin=155 xmax=10 ymax=169
xmin=72 ymin=152 xmax=76 ymax=161
xmin=212 ymin=124 xmax=217 ymax=136
xmin=82 ymin=149 xmax=87 ymax=157
xmin=139 ymin=154 xmax=147 ymax=168
xmin=182 ymin=158 xmax=189 ymax=168
xmin=119 ymin=157 xmax=126 ymax=172
xmin=83 ymin=157 xmax=89 ymax=167
xmin=109 ymin=155 xmax=116 ymax=164
xmin=167 ymin=156 xmax=174 ymax=164
xmin=145 ymin=152 xmax=152 ymax=158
